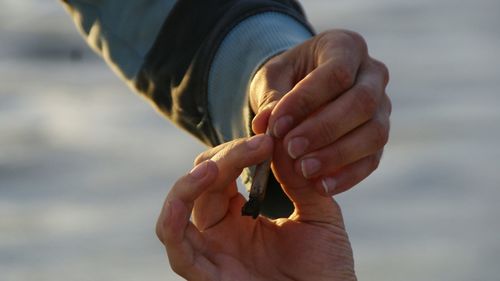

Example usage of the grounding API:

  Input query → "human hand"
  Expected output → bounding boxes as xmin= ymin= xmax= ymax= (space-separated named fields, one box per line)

xmin=156 ymin=135 xmax=356 ymax=281
xmin=250 ymin=29 xmax=391 ymax=196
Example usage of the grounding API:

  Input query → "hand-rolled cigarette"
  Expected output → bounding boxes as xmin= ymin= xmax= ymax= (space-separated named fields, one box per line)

xmin=241 ymin=158 xmax=271 ymax=218
xmin=241 ymin=130 xmax=272 ymax=219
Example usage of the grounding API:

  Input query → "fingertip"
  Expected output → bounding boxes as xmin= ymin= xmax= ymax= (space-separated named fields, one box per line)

xmin=260 ymin=134 xmax=275 ymax=155
xmin=246 ymin=135 xmax=274 ymax=166
xmin=251 ymin=119 xmax=264 ymax=135
xmin=252 ymin=105 xmax=273 ymax=134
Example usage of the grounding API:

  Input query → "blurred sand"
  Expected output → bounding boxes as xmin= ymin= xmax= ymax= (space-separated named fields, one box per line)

xmin=1 ymin=0 xmax=499 ymax=280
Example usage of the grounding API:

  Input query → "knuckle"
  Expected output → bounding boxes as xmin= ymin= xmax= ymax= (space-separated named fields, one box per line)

xmin=155 ymin=220 xmax=165 ymax=243
xmin=262 ymin=60 xmax=283 ymax=78
xmin=216 ymin=143 xmax=233 ymax=161
xmin=250 ymin=59 xmax=287 ymax=110
xmin=255 ymin=52 xmax=284 ymax=76
xmin=257 ymin=89 xmax=280 ymax=110
xmin=217 ymin=139 xmax=245 ymax=165
xmin=372 ymin=119 xmax=390 ymax=148
xmin=342 ymin=30 xmax=368 ymax=53
xmin=376 ymin=94 xmax=392 ymax=121
xmin=294 ymin=85 xmax=316 ymax=117
xmin=387 ymin=96 xmax=393 ymax=115
xmin=369 ymin=155 xmax=380 ymax=171
xmin=315 ymin=31 xmax=337 ymax=50
xmin=383 ymin=94 xmax=393 ymax=116
xmin=332 ymin=64 xmax=355 ymax=90
xmin=372 ymin=59 xmax=390 ymax=86
xmin=258 ymin=59 xmax=291 ymax=88
xmin=354 ymin=84 xmax=378 ymax=118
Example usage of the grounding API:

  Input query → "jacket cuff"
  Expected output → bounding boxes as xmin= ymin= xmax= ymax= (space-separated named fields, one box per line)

xmin=207 ymin=12 xmax=313 ymax=143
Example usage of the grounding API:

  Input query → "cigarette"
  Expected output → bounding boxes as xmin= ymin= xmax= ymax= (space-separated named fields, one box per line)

xmin=241 ymin=130 xmax=272 ymax=219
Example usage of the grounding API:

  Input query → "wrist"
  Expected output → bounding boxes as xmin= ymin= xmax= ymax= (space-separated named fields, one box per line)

xmin=207 ymin=12 xmax=312 ymax=142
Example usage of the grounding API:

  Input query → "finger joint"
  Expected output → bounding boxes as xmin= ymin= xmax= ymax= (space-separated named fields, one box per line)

xmin=354 ymin=83 xmax=378 ymax=119
xmin=331 ymin=64 xmax=355 ymax=91
xmin=372 ymin=119 xmax=390 ymax=148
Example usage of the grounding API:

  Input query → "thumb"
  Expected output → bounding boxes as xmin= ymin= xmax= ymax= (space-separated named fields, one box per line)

xmin=252 ymin=100 xmax=277 ymax=134
xmin=249 ymin=59 xmax=294 ymax=134
xmin=271 ymin=137 xmax=343 ymax=225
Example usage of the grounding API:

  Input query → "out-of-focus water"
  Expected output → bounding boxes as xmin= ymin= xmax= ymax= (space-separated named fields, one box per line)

xmin=1 ymin=1 xmax=499 ymax=280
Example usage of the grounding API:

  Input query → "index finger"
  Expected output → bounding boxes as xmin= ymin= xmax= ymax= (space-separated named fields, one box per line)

xmin=192 ymin=134 xmax=274 ymax=229
xmin=269 ymin=33 xmax=365 ymax=138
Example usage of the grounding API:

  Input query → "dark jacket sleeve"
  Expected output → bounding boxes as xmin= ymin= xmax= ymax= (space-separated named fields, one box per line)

xmin=135 ymin=0 xmax=313 ymax=147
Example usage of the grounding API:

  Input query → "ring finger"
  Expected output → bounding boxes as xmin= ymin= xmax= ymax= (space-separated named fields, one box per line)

xmin=294 ymin=98 xmax=390 ymax=179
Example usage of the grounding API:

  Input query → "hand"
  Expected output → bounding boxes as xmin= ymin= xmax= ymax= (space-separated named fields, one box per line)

xmin=250 ymin=29 xmax=391 ymax=196
xmin=156 ymin=135 xmax=356 ymax=281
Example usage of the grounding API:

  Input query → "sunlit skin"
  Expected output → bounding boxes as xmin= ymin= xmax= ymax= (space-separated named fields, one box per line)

xmin=156 ymin=29 xmax=390 ymax=280
xmin=251 ymin=29 xmax=391 ymax=196
xmin=156 ymin=135 xmax=356 ymax=281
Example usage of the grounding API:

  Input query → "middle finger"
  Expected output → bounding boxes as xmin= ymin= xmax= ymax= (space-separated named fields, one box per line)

xmin=284 ymin=60 xmax=389 ymax=160
xmin=294 ymin=103 xmax=390 ymax=179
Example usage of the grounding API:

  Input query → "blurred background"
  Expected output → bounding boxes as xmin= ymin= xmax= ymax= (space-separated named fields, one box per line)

xmin=1 ymin=0 xmax=499 ymax=280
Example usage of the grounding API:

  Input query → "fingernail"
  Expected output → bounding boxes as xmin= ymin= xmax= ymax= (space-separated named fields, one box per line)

xmin=301 ymin=158 xmax=321 ymax=178
xmin=246 ymin=134 xmax=266 ymax=149
xmin=273 ymin=116 xmax=293 ymax=138
xmin=189 ymin=160 xmax=209 ymax=179
xmin=321 ymin=177 xmax=337 ymax=195
xmin=288 ymin=137 xmax=309 ymax=159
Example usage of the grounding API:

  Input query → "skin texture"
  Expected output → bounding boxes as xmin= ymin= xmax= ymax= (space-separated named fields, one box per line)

xmin=156 ymin=135 xmax=357 ymax=281
xmin=250 ymin=29 xmax=391 ymax=196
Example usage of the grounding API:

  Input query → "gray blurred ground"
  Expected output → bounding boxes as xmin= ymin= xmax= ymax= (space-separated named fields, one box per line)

xmin=1 ymin=1 xmax=499 ymax=280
